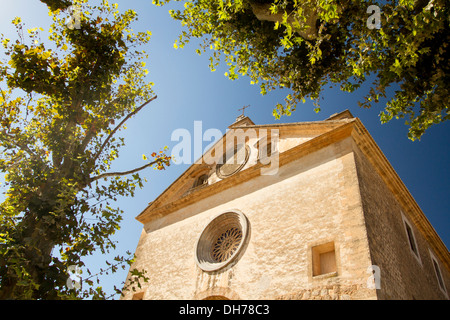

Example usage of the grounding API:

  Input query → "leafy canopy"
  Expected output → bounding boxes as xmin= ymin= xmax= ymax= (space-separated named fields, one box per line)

xmin=154 ymin=0 xmax=449 ymax=140
xmin=0 ymin=0 xmax=170 ymax=299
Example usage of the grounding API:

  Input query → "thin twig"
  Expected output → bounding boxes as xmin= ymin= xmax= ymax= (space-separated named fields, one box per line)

xmin=92 ymin=95 xmax=157 ymax=163
xmin=89 ymin=159 xmax=162 ymax=183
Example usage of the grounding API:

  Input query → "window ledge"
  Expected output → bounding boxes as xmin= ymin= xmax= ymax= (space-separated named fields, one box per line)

xmin=312 ymin=271 xmax=338 ymax=280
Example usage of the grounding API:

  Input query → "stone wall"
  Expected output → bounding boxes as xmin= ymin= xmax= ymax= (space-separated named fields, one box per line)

xmin=276 ymin=284 xmax=371 ymax=300
xmin=353 ymin=141 xmax=449 ymax=300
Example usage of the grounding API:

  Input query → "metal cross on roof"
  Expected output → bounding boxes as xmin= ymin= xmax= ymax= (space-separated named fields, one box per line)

xmin=238 ymin=105 xmax=250 ymax=116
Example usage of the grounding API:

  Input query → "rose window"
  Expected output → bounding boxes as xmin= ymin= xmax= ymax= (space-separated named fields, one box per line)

xmin=195 ymin=211 xmax=249 ymax=272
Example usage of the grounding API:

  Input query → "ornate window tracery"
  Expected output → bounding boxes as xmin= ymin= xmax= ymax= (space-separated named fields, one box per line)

xmin=195 ymin=211 xmax=249 ymax=272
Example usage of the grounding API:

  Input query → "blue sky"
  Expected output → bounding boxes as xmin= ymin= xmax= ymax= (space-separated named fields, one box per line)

xmin=1 ymin=0 xmax=449 ymax=299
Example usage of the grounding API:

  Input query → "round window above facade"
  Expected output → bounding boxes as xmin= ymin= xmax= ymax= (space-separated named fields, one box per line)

xmin=195 ymin=211 xmax=249 ymax=272
xmin=216 ymin=144 xmax=250 ymax=179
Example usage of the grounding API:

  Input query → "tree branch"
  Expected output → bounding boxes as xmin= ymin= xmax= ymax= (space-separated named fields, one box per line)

xmin=89 ymin=159 xmax=161 ymax=183
xmin=92 ymin=95 xmax=157 ymax=163
xmin=79 ymin=98 xmax=119 ymax=153
xmin=0 ymin=131 xmax=39 ymax=160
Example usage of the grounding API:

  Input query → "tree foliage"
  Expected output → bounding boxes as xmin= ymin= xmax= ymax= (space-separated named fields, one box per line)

xmin=154 ymin=0 xmax=449 ymax=139
xmin=0 ymin=0 xmax=170 ymax=299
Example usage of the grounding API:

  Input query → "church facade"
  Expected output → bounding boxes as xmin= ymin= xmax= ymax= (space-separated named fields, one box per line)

xmin=121 ymin=110 xmax=449 ymax=300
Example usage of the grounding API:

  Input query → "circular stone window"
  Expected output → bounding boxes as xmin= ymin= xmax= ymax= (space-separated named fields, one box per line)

xmin=216 ymin=144 xmax=250 ymax=179
xmin=195 ymin=211 xmax=249 ymax=272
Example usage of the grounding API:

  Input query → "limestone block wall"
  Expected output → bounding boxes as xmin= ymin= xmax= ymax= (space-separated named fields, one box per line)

xmin=122 ymin=137 xmax=378 ymax=300
xmin=353 ymin=142 xmax=449 ymax=300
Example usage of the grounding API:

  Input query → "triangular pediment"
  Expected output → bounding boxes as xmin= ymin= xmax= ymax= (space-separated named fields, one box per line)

xmin=136 ymin=111 xmax=355 ymax=221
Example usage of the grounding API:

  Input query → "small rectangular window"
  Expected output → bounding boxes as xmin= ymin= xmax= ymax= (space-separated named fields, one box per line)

xmin=312 ymin=242 xmax=337 ymax=276
xmin=405 ymin=223 xmax=418 ymax=255
xmin=429 ymin=251 xmax=447 ymax=295
xmin=402 ymin=213 xmax=421 ymax=263
xmin=433 ymin=260 xmax=445 ymax=290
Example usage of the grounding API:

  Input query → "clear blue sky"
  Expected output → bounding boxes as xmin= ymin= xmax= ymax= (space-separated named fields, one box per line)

xmin=1 ymin=0 xmax=449 ymax=299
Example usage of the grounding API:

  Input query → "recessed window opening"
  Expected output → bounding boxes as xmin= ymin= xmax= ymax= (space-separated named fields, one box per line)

xmin=405 ymin=223 xmax=418 ymax=255
xmin=433 ymin=260 xmax=445 ymax=290
xmin=132 ymin=292 xmax=145 ymax=300
xmin=194 ymin=174 xmax=208 ymax=188
xmin=430 ymin=251 xmax=447 ymax=295
xmin=402 ymin=214 xmax=420 ymax=263
xmin=312 ymin=242 xmax=337 ymax=276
